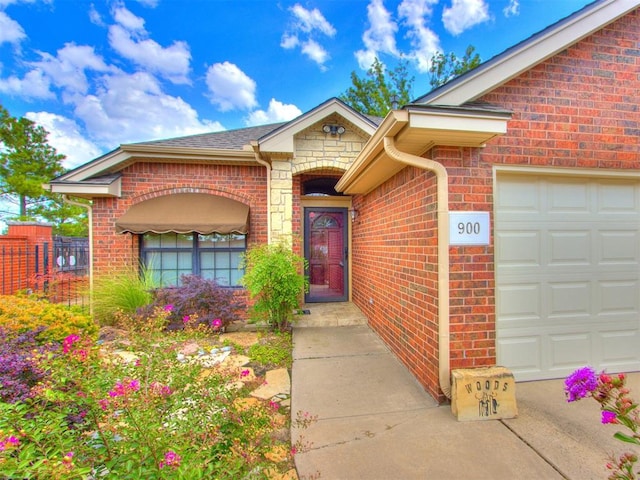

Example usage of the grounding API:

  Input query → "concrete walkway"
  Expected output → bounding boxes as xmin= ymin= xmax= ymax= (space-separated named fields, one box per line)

xmin=291 ymin=302 xmax=640 ymax=480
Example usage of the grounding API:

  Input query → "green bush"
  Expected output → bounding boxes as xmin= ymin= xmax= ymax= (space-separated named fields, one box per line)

xmin=0 ymin=294 xmax=97 ymax=343
xmin=91 ymin=266 xmax=157 ymax=326
xmin=240 ymin=241 xmax=308 ymax=331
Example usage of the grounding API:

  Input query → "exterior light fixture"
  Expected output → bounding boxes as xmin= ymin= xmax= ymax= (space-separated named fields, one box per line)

xmin=349 ymin=208 xmax=358 ymax=222
xmin=322 ymin=124 xmax=346 ymax=136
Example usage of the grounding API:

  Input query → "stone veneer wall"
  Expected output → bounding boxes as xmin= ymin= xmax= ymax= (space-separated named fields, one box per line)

xmin=269 ymin=117 xmax=368 ymax=243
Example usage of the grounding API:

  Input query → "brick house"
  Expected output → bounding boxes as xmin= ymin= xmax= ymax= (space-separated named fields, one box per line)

xmin=50 ymin=0 xmax=639 ymax=401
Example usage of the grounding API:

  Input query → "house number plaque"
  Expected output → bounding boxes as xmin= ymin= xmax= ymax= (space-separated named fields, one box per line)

xmin=449 ymin=211 xmax=490 ymax=246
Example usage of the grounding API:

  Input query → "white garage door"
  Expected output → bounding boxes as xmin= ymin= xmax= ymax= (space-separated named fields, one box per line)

xmin=495 ymin=173 xmax=640 ymax=381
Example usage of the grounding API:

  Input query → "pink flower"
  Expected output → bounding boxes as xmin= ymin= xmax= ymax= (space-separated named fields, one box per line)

xmin=182 ymin=315 xmax=190 ymax=324
xmin=211 ymin=318 xmax=222 ymax=330
xmin=164 ymin=304 xmax=174 ymax=312
xmin=63 ymin=334 xmax=80 ymax=354
xmin=159 ymin=450 xmax=181 ymax=469
xmin=240 ymin=369 xmax=250 ymax=378
xmin=602 ymin=411 xmax=618 ymax=424
xmin=150 ymin=382 xmax=173 ymax=397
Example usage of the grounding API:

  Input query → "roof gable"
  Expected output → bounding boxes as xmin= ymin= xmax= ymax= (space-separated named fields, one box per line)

xmin=258 ymin=97 xmax=379 ymax=153
xmin=414 ymin=0 xmax=637 ymax=106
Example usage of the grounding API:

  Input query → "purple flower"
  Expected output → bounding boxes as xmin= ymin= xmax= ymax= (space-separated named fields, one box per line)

xmin=164 ymin=304 xmax=174 ymax=312
xmin=564 ymin=366 xmax=598 ymax=402
xmin=601 ymin=411 xmax=617 ymax=424
xmin=159 ymin=450 xmax=181 ymax=469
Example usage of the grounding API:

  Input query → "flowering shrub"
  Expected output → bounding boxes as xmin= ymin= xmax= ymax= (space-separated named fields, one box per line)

xmin=0 ymin=327 xmax=57 ymax=403
xmin=565 ymin=366 xmax=640 ymax=479
xmin=0 ymin=294 xmax=96 ymax=343
xmin=0 ymin=310 xmax=301 ymax=479
xmin=148 ymin=274 xmax=242 ymax=331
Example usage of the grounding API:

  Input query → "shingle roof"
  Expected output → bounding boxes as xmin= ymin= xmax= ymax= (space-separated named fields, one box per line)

xmin=130 ymin=122 xmax=287 ymax=151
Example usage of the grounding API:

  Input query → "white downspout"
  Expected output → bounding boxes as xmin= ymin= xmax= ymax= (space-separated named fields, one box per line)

xmin=383 ymin=136 xmax=452 ymax=399
xmin=62 ymin=195 xmax=94 ymax=315
xmin=252 ymin=144 xmax=272 ymax=244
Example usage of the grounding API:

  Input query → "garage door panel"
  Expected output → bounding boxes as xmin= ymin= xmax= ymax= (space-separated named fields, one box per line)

xmin=599 ymin=280 xmax=639 ymax=315
xmin=496 ymin=284 xmax=540 ymax=323
xmin=549 ymin=332 xmax=591 ymax=370
xmin=549 ymin=231 xmax=590 ymax=265
xmin=600 ymin=329 xmax=640 ymax=368
xmin=548 ymin=180 xmax=590 ymax=214
xmin=496 ymin=174 xmax=640 ymax=381
xmin=495 ymin=231 xmax=540 ymax=266
xmin=599 ymin=230 xmax=639 ymax=264
xmin=598 ymin=182 xmax=639 ymax=213
xmin=497 ymin=337 xmax=541 ymax=375
xmin=548 ymin=282 xmax=591 ymax=318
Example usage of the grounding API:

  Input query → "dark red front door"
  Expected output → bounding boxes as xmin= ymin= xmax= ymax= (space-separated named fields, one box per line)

xmin=304 ymin=208 xmax=348 ymax=302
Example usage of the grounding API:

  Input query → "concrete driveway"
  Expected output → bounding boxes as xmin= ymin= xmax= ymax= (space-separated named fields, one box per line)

xmin=291 ymin=315 xmax=640 ymax=480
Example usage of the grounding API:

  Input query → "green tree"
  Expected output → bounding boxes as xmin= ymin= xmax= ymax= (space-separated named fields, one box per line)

xmin=428 ymin=45 xmax=481 ymax=90
xmin=340 ymin=58 xmax=414 ymax=117
xmin=0 ymin=104 xmax=87 ymax=235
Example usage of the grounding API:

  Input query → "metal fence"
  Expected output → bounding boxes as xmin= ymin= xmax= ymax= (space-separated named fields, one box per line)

xmin=0 ymin=237 xmax=89 ymax=308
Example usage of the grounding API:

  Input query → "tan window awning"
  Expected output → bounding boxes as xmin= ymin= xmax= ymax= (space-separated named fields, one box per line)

xmin=115 ymin=193 xmax=249 ymax=235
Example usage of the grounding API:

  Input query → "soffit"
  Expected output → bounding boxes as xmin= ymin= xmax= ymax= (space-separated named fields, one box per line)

xmin=336 ymin=106 xmax=511 ymax=195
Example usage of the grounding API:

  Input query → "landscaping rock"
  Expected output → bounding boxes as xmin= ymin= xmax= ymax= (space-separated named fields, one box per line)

xmin=222 ymin=331 xmax=261 ymax=347
xmin=250 ymin=368 xmax=290 ymax=400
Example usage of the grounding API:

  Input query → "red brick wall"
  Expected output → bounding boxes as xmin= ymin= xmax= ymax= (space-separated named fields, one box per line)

xmin=352 ymin=9 xmax=639 ymax=401
xmin=0 ymin=223 xmax=53 ymax=295
xmin=92 ymin=161 xmax=268 ymax=314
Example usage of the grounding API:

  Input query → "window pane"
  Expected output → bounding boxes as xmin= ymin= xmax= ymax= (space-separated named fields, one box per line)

xmin=145 ymin=234 xmax=161 ymax=248
xmin=231 ymin=269 xmax=243 ymax=286
xmin=200 ymin=252 xmax=214 ymax=269
xmin=216 ymin=271 xmax=230 ymax=286
xmin=215 ymin=252 xmax=230 ymax=269
xmin=229 ymin=234 xmax=245 ymax=248
xmin=161 ymin=252 xmax=177 ymax=270
xmin=160 ymin=233 xmax=177 ymax=248
xmin=163 ymin=270 xmax=178 ymax=286
xmin=176 ymin=234 xmax=193 ymax=248
xmin=230 ymin=252 xmax=242 ymax=268
xmin=177 ymin=252 xmax=192 ymax=269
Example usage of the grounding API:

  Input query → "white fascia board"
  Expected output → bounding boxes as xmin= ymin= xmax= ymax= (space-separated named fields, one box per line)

xmin=259 ymin=99 xmax=378 ymax=153
xmin=409 ymin=109 xmax=509 ymax=135
xmin=48 ymin=178 xmax=122 ymax=197
xmin=423 ymin=0 xmax=637 ymax=106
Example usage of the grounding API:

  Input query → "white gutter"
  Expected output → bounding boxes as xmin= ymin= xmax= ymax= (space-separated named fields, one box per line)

xmin=251 ymin=143 xmax=272 ymax=244
xmin=62 ymin=195 xmax=94 ymax=315
xmin=383 ymin=136 xmax=452 ymax=399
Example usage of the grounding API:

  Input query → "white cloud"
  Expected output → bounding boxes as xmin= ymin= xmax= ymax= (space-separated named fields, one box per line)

xmin=0 ymin=11 xmax=26 ymax=45
xmin=25 ymin=111 xmax=102 ymax=169
xmin=205 ymin=62 xmax=257 ymax=112
xmin=290 ymin=4 xmax=336 ymax=36
xmin=32 ymin=43 xmax=110 ymax=95
xmin=69 ymin=71 xmax=222 ymax=147
xmin=503 ymin=0 xmax=519 ymax=17
xmin=0 ymin=69 xmax=54 ymax=99
xmin=112 ymin=5 xmax=145 ymax=31
xmin=280 ymin=33 xmax=299 ymax=50
xmin=398 ymin=0 xmax=440 ymax=72
xmin=355 ymin=0 xmax=398 ymax=70
xmin=301 ymin=40 xmax=330 ymax=70
xmin=281 ymin=4 xmax=335 ymax=69
xmin=245 ymin=99 xmax=302 ymax=126
xmin=442 ymin=0 xmax=490 ymax=35
xmin=108 ymin=6 xmax=191 ymax=84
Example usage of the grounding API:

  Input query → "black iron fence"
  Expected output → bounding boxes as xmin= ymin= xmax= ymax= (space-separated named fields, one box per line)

xmin=0 ymin=237 xmax=89 ymax=308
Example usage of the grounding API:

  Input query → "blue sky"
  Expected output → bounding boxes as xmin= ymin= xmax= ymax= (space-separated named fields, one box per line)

xmin=1 ymin=0 xmax=594 ymax=170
